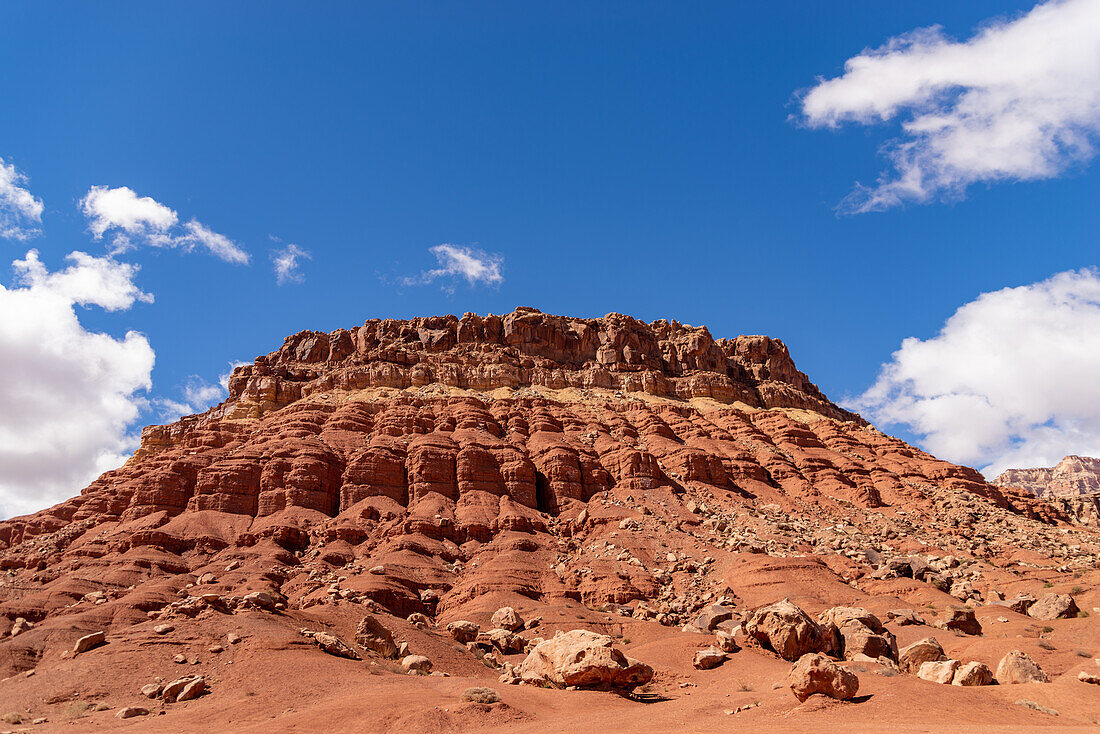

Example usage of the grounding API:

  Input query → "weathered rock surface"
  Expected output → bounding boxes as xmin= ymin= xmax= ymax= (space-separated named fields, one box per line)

xmin=745 ymin=599 xmax=829 ymax=661
xmin=953 ymin=662 xmax=993 ymax=687
xmin=899 ymin=638 xmax=946 ymax=675
xmin=817 ymin=606 xmax=896 ymax=661
xmin=996 ymin=650 xmax=1048 ymax=684
xmin=788 ymin=653 xmax=859 ymax=702
xmin=917 ymin=659 xmax=959 ymax=684
xmin=355 ymin=615 xmax=398 ymax=659
xmin=1027 ymin=593 xmax=1079 ymax=620
xmin=516 ymin=630 xmax=652 ymax=690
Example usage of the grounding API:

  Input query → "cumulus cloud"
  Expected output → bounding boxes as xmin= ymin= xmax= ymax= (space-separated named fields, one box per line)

xmin=81 ymin=185 xmax=249 ymax=263
xmin=155 ymin=375 xmax=227 ymax=422
xmin=799 ymin=0 xmax=1100 ymax=212
xmin=403 ymin=244 xmax=504 ymax=291
xmin=155 ymin=360 xmax=249 ymax=423
xmin=272 ymin=243 xmax=310 ymax=285
xmin=0 ymin=250 xmax=155 ymax=518
xmin=0 ymin=156 xmax=44 ymax=241
xmin=853 ymin=269 xmax=1100 ymax=478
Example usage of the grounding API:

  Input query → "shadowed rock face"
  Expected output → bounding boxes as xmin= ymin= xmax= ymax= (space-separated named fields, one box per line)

xmin=0 ymin=308 xmax=1074 ymax=657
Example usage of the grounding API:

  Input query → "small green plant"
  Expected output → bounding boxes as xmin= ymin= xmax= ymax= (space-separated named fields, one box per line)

xmin=1037 ymin=640 xmax=1055 ymax=650
xmin=1079 ymin=611 xmax=1090 ymax=618
xmin=736 ymin=679 xmax=754 ymax=692
xmin=621 ymin=638 xmax=632 ymax=645
xmin=1041 ymin=625 xmax=1054 ymax=634
xmin=1071 ymin=586 xmax=1084 ymax=595
xmin=1043 ymin=581 xmax=1053 ymax=588
xmin=1075 ymin=649 xmax=1091 ymax=658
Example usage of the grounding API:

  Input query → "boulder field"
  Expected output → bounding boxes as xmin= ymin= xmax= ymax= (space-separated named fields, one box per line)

xmin=0 ymin=308 xmax=1097 ymax=732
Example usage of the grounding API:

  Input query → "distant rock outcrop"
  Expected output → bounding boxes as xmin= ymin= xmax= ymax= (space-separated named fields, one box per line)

xmin=994 ymin=455 xmax=1100 ymax=527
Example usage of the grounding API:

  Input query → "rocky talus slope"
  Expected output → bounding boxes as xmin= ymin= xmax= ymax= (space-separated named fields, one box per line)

xmin=995 ymin=455 xmax=1100 ymax=527
xmin=0 ymin=308 xmax=1097 ymax=732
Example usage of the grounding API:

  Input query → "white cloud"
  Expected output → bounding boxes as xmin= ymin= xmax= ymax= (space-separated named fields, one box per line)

xmin=154 ymin=374 xmax=228 ymax=422
xmin=80 ymin=185 xmax=249 ymax=263
xmin=0 ymin=156 xmax=44 ymax=241
xmin=799 ymin=0 xmax=1100 ymax=212
xmin=0 ymin=250 xmax=155 ymax=518
xmin=175 ymin=220 xmax=250 ymax=264
xmin=853 ymin=269 xmax=1100 ymax=478
xmin=271 ymin=243 xmax=310 ymax=285
xmin=403 ymin=244 xmax=504 ymax=291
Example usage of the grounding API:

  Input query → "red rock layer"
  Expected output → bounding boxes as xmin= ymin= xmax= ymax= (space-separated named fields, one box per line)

xmin=0 ymin=308 xmax=1068 ymax=638
xmin=220 ymin=308 xmax=859 ymax=422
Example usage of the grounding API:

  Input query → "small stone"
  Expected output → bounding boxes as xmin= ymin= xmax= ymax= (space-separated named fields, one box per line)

xmin=1077 ymin=671 xmax=1100 ymax=685
xmin=693 ymin=647 xmax=727 ymax=670
xmin=73 ymin=631 xmax=106 ymax=655
xmin=173 ymin=654 xmax=187 ymax=664
xmin=401 ymin=654 xmax=433 ymax=675
xmin=208 ymin=644 xmax=224 ymax=654
xmin=369 ymin=565 xmax=386 ymax=575
xmin=141 ymin=682 xmax=163 ymax=698
xmin=116 ymin=707 xmax=150 ymax=719
xmin=1014 ymin=699 xmax=1058 ymax=716
xmin=227 ymin=632 xmax=243 ymax=645
xmin=154 ymin=624 xmax=174 ymax=635
xmin=176 ymin=678 xmax=206 ymax=702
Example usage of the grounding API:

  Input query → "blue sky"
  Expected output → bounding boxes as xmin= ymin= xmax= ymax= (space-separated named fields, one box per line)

xmin=1 ymin=1 xmax=1099 ymax=516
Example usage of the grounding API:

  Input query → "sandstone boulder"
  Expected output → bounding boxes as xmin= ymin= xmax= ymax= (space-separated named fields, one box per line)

xmin=515 ymin=630 xmax=653 ymax=690
xmin=917 ymin=659 xmax=959 ymax=684
xmin=491 ymin=607 xmax=524 ymax=632
xmin=301 ymin=629 xmax=361 ymax=660
xmin=116 ymin=707 xmax=149 ymax=719
xmin=940 ymin=608 xmax=981 ymax=635
xmin=401 ymin=654 xmax=433 ymax=674
xmin=953 ymin=661 xmax=993 ymax=686
xmin=446 ymin=620 xmax=480 ymax=644
xmin=787 ymin=653 xmax=859 ymax=702
xmin=716 ymin=629 xmax=739 ymax=653
xmin=487 ymin=628 xmax=526 ymax=654
xmin=695 ymin=604 xmax=736 ymax=632
xmin=1027 ymin=593 xmax=1079 ymax=620
xmin=992 ymin=596 xmax=1036 ymax=614
xmin=818 ymin=607 xmax=897 ymax=662
xmin=744 ymin=599 xmax=829 ymax=661
xmin=162 ymin=675 xmax=204 ymax=703
xmin=899 ymin=637 xmax=946 ymax=674
xmin=356 ymin=615 xmax=398 ymax=658
xmin=693 ymin=647 xmax=727 ymax=670
xmin=73 ymin=631 xmax=106 ymax=655
xmin=996 ymin=650 xmax=1048 ymax=684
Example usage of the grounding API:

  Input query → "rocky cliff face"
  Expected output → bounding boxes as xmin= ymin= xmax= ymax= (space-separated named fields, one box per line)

xmin=994 ymin=455 xmax=1100 ymax=498
xmin=994 ymin=455 xmax=1100 ymax=527
xmin=0 ymin=308 xmax=1093 ymax=701
xmin=218 ymin=307 xmax=859 ymax=422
